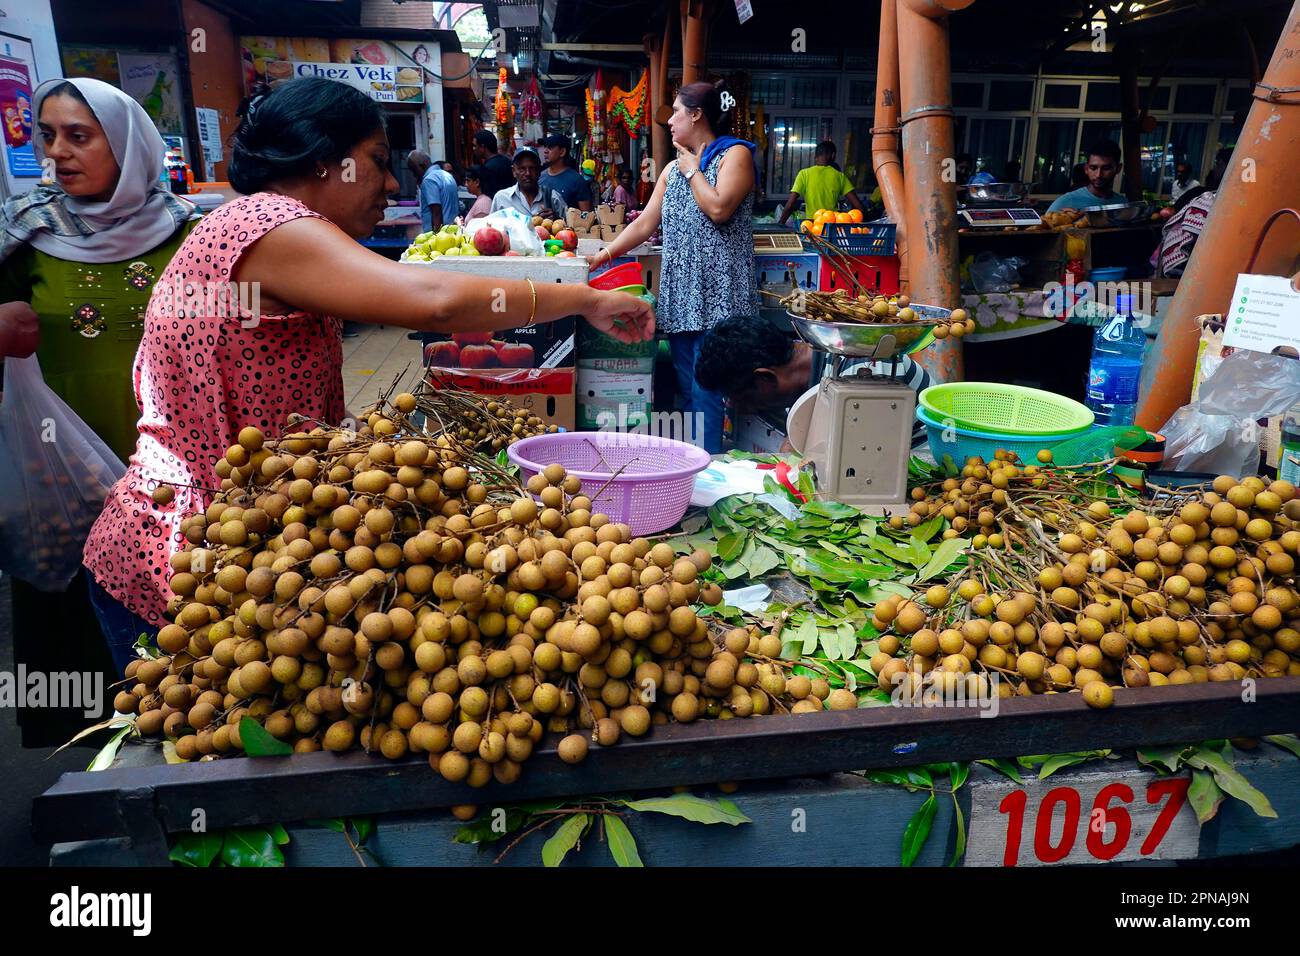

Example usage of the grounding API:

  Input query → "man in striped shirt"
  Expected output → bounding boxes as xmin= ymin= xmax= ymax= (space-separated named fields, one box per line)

xmin=695 ymin=314 xmax=931 ymax=450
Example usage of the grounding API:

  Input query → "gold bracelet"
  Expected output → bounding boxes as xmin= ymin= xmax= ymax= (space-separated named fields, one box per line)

xmin=523 ymin=277 xmax=538 ymax=328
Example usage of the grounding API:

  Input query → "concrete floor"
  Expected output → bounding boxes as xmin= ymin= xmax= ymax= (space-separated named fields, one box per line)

xmin=0 ymin=325 xmax=425 ymax=867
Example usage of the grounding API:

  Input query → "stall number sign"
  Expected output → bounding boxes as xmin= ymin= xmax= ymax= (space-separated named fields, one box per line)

xmin=965 ymin=769 xmax=1198 ymax=866
xmin=1222 ymin=273 xmax=1300 ymax=356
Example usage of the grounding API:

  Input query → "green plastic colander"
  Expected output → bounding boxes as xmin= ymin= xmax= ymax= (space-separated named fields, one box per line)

xmin=918 ymin=382 xmax=1095 ymax=436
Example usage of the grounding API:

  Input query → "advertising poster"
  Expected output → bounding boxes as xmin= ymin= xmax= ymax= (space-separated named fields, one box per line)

xmin=117 ymin=52 xmax=183 ymax=135
xmin=0 ymin=47 xmax=38 ymax=180
xmin=241 ymin=36 xmax=422 ymax=103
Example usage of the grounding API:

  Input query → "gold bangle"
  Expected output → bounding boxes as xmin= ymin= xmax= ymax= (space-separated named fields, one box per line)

xmin=524 ymin=277 xmax=538 ymax=328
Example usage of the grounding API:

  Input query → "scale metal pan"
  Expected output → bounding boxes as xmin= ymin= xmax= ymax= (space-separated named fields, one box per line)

xmin=787 ymin=303 xmax=952 ymax=359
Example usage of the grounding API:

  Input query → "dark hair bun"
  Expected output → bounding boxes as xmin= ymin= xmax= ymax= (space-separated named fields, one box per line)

xmin=229 ymin=78 xmax=385 ymax=195
xmin=677 ymin=79 xmax=733 ymax=135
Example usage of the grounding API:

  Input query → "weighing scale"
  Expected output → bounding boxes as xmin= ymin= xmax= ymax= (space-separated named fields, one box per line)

xmin=957 ymin=182 xmax=1041 ymax=229
xmin=958 ymin=206 xmax=1042 ymax=229
xmin=785 ymin=305 xmax=951 ymax=509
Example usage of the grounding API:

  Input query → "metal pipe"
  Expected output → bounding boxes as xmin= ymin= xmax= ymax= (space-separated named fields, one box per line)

xmin=872 ymin=0 xmax=909 ymax=290
xmin=1136 ymin=0 xmax=1300 ymax=431
xmin=896 ymin=0 xmax=975 ymax=383
xmin=681 ymin=0 xmax=710 ymax=85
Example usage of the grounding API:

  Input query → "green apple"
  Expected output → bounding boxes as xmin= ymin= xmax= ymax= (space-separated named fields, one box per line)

xmin=433 ymin=233 xmax=457 ymax=253
xmin=463 ymin=247 xmax=480 ymax=256
xmin=414 ymin=231 xmax=433 ymax=243
xmin=444 ymin=247 xmax=461 ymax=256
xmin=428 ymin=249 xmax=442 ymax=258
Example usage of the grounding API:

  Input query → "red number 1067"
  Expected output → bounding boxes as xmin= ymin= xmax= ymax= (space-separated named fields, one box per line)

xmin=997 ymin=777 xmax=1190 ymax=866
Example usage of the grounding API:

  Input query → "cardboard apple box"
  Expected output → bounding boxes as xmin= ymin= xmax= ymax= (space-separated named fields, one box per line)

xmin=566 ymin=208 xmax=597 ymax=232
xmin=425 ymin=366 xmax=576 ymax=431
xmin=596 ymin=203 xmax=626 ymax=227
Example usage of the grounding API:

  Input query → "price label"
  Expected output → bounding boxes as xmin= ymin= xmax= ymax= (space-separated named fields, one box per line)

xmin=965 ymin=768 xmax=1199 ymax=866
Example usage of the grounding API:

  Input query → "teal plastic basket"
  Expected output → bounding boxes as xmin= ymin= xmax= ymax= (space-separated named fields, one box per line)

xmin=916 ymin=407 xmax=1145 ymax=467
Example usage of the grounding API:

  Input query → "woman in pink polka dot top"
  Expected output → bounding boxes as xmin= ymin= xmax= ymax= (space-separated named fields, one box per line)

xmin=82 ymin=79 xmax=654 ymax=668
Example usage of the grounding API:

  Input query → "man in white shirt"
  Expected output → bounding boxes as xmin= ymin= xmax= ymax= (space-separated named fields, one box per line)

xmin=1169 ymin=161 xmax=1201 ymax=202
xmin=489 ymin=148 xmax=554 ymax=218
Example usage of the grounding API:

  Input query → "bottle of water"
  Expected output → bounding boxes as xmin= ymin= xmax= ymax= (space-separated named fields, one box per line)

xmin=1086 ymin=293 xmax=1146 ymax=426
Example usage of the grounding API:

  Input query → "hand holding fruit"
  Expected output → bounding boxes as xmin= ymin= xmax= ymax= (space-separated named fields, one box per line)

xmin=0 ymin=301 xmax=39 ymax=359
xmin=585 ymin=289 xmax=655 ymax=344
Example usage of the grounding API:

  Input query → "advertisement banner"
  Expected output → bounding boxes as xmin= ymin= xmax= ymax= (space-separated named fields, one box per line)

xmin=117 ymin=52 xmax=183 ymax=135
xmin=0 ymin=54 xmax=38 ymax=179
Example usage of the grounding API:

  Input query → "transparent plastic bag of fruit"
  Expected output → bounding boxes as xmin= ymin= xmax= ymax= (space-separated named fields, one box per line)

xmin=0 ymin=355 xmax=125 ymax=591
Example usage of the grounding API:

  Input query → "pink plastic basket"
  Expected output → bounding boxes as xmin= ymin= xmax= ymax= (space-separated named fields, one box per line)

xmin=507 ymin=432 xmax=711 ymax=535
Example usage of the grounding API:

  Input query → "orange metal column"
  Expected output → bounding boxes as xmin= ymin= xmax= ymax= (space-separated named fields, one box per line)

xmin=897 ymin=0 xmax=975 ymax=383
xmin=1136 ymin=1 xmax=1300 ymax=431
xmin=681 ymin=0 xmax=710 ymax=85
xmin=872 ymin=0 xmax=909 ymax=290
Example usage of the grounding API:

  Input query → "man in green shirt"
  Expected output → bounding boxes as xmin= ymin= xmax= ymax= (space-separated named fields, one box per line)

xmin=777 ymin=141 xmax=864 ymax=225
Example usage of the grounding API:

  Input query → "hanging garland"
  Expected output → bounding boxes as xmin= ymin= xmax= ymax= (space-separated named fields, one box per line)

xmin=585 ymin=69 xmax=607 ymax=156
xmin=495 ymin=67 xmax=511 ymax=126
xmin=607 ymin=70 xmax=648 ymax=135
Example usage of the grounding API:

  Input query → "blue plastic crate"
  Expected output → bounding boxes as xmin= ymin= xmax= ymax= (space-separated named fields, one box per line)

xmin=820 ymin=221 xmax=896 ymax=256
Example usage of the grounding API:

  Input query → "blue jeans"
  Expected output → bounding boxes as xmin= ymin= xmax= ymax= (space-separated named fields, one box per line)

xmin=669 ymin=331 xmax=724 ymax=454
xmin=87 ymin=575 xmax=156 ymax=675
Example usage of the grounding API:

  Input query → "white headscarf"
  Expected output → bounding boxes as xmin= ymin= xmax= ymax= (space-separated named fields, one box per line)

xmin=16 ymin=77 xmax=192 ymax=262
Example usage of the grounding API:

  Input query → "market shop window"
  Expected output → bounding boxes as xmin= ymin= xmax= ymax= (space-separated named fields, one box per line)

xmin=1167 ymin=121 xmax=1209 ymax=186
xmin=1139 ymin=123 xmax=1168 ymax=195
xmin=1139 ymin=84 xmax=1171 ymax=112
xmin=953 ymin=81 xmax=985 ymax=110
xmin=844 ymin=117 xmax=878 ymax=192
xmin=752 ymin=76 xmax=787 ymax=106
xmin=770 ymin=115 xmax=834 ymax=195
xmin=1224 ymin=85 xmax=1251 ymax=114
xmin=847 ymin=79 xmax=874 ymax=109
xmin=988 ymin=79 xmax=1034 ymax=112
xmin=1085 ymin=82 xmax=1122 ymax=113
xmin=1032 ymin=118 xmax=1080 ymax=193
xmin=966 ymin=117 xmax=1028 ymax=181
xmin=1174 ymin=83 xmax=1216 ymax=115
xmin=790 ymin=77 xmax=837 ymax=109
xmin=1042 ymin=82 xmax=1083 ymax=110
xmin=1217 ymin=120 xmax=1243 ymax=151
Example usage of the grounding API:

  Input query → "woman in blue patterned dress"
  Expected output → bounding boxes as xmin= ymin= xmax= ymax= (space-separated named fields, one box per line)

xmin=591 ymin=80 xmax=757 ymax=453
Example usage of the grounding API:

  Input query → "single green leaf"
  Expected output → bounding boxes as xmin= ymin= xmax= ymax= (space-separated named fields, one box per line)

xmin=1187 ymin=769 xmax=1225 ymax=825
xmin=819 ymin=539 xmax=851 ymax=558
xmin=949 ymin=762 xmax=970 ymax=790
xmin=975 ymin=758 xmax=1023 ymax=784
xmin=678 ymin=512 xmax=709 ymax=534
xmin=307 ymin=818 xmax=347 ymax=833
xmin=239 ymin=716 xmax=293 ymax=757
xmin=349 ymin=817 xmax=374 ymax=845
xmin=948 ymin=794 xmax=967 ymax=867
xmin=1263 ymin=734 xmax=1300 ymax=759
xmin=744 ymin=545 xmax=782 ymax=579
xmin=914 ymin=537 xmax=968 ymax=582
xmin=795 ymin=617 xmax=819 ymax=655
xmin=133 ymin=632 xmax=163 ymax=659
xmin=900 ymin=794 xmax=938 ymax=867
xmin=268 ymin=823 xmax=291 ymax=846
xmin=623 ymin=793 xmax=752 ymax=825
xmin=541 ymin=813 xmax=589 ymax=867
xmin=87 ymin=724 xmax=133 ymax=772
xmin=1039 ymin=753 xmax=1089 ymax=779
xmin=1186 ymin=749 xmax=1277 ymax=818
xmin=1136 ymin=745 xmax=1189 ymax=774
xmin=906 ymin=766 xmax=935 ymax=788
xmin=797 ymin=471 xmax=816 ymax=500
xmin=940 ymin=453 xmax=959 ymax=477
xmin=801 ymin=500 xmax=861 ymax=520
xmin=863 ymin=769 xmax=911 ymax=787
xmin=911 ymin=513 xmax=945 ymax=542
xmin=716 ymin=531 xmax=745 ymax=562
xmin=603 ymin=815 xmax=643 ymax=867
xmin=168 ymin=832 xmax=222 ymax=868
xmin=220 ymin=828 xmax=284 ymax=867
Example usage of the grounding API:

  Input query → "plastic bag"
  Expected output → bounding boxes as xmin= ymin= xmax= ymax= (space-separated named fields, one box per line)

xmin=0 ymin=355 xmax=125 ymax=591
xmin=1161 ymin=350 xmax=1300 ymax=477
xmin=465 ymin=209 xmax=546 ymax=257
xmin=967 ymin=251 xmax=1027 ymax=293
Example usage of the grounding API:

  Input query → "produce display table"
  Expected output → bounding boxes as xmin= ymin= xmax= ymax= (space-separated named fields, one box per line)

xmin=35 ymin=680 xmax=1300 ymax=866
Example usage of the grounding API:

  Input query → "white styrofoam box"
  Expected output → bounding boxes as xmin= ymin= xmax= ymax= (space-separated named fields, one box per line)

xmin=755 ymin=252 xmax=822 ymax=294
xmin=405 ymin=255 xmax=590 ymax=283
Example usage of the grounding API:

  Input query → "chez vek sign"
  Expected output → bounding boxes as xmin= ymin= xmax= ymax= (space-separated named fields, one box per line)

xmin=289 ymin=61 xmax=423 ymax=103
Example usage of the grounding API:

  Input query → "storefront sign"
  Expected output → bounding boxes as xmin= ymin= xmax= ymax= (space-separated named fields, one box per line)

xmin=288 ymin=61 xmax=423 ymax=103
xmin=1223 ymin=273 xmax=1300 ymax=357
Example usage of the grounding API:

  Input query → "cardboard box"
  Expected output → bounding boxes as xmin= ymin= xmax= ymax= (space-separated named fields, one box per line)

xmin=566 ymin=208 xmax=598 ymax=233
xmin=596 ymin=204 xmax=626 ymax=227
xmin=577 ymin=367 xmax=652 ymax=430
xmin=423 ymin=320 xmax=574 ymax=370
xmin=578 ymin=355 xmax=656 ymax=376
xmin=576 ymin=317 xmax=656 ymax=364
xmin=425 ymin=366 xmax=575 ymax=431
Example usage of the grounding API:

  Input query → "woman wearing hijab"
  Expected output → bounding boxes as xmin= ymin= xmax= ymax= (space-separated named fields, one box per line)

xmin=0 ymin=78 xmax=198 ymax=744
xmin=591 ymin=80 xmax=757 ymax=453
xmin=0 ymin=78 xmax=199 ymax=460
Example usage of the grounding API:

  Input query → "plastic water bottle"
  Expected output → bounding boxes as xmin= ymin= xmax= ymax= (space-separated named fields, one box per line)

xmin=1086 ymin=293 xmax=1146 ymax=426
